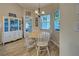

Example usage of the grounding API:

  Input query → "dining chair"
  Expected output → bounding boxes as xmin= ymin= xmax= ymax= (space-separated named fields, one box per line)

xmin=36 ymin=31 xmax=50 ymax=56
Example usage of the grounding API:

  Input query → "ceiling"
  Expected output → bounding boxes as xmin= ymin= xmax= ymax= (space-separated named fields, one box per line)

xmin=18 ymin=3 xmax=50 ymax=9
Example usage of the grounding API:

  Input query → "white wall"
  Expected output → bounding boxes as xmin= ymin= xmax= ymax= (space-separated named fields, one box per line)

xmin=60 ymin=3 xmax=79 ymax=56
xmin=0 ymin=3 xmax=23 ymax=17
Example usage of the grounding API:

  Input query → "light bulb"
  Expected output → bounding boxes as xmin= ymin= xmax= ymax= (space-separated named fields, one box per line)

xmin=41 ymin=11 xmax=45 ymax=14
xmin=35 ymin=10 xmax=38 ymax=14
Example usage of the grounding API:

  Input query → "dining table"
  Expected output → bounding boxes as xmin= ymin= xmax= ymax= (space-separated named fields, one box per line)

xmin=28 ymin=32 xmax=40 ymax=48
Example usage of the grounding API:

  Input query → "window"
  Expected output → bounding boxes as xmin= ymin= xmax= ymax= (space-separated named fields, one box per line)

xmin=40 ymin=15 xmax=50 ymax=30
xmin=54 ymin=9 xmax=60 ymax=31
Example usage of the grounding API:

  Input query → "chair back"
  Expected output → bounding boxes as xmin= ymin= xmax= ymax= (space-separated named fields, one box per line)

xmin=38 ymin=31 xmax=50 ymax=43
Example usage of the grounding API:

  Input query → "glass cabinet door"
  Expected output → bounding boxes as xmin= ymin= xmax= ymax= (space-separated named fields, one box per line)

xmin=10 ymin=18 xmax=14 ymax=31
xmin=4 ymin=17 xmax=8 ymax=32
xmin=10 ymin=18 xmax=19 ymax=31
xmin=15 ymin=19 xmax=18 ymax=31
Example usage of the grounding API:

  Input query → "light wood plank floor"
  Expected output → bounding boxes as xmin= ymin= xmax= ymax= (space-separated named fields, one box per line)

xmin=0 ymin=39 xmax=59 ymax=56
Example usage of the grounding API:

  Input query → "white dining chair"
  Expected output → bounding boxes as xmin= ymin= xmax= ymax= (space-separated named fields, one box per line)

xmin=36 ymin=31 xmax=50 ymax=56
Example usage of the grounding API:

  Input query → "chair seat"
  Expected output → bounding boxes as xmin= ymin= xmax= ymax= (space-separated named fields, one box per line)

xmin=37 ymin=42 xmax=48 ymax=47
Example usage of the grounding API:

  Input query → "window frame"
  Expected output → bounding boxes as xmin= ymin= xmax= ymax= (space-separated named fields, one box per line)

xmin=39 ymin=14 xmax=51 ymax=30
xmin=54 ymin=9 xmax=60 ymax=32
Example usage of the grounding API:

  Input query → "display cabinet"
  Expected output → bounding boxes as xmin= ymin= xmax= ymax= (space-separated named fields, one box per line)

xmin=2 ymin=16 xmax=22 ymax=44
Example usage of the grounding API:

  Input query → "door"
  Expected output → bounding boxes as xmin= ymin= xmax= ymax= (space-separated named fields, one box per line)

xmin=24 ymin=16 xmax=32 ymax=38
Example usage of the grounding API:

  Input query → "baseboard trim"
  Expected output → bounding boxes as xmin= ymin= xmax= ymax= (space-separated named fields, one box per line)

xmin=4 ymin=38 xmax=23 ymax=44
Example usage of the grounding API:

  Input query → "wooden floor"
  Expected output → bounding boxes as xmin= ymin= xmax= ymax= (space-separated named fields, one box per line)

xmin=0 ymin=39 xmax=59 ymax=56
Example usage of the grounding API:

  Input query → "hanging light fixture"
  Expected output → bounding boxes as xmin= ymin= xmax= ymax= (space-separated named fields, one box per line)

xmin=35 ymin=10 xmax=38 ymax=14
xmin=35 ymin=3 xmax=45 ymax=16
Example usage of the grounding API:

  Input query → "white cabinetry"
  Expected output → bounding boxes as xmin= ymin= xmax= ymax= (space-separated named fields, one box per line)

xmin=2 ymin=16 xmax=22 ymax=44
